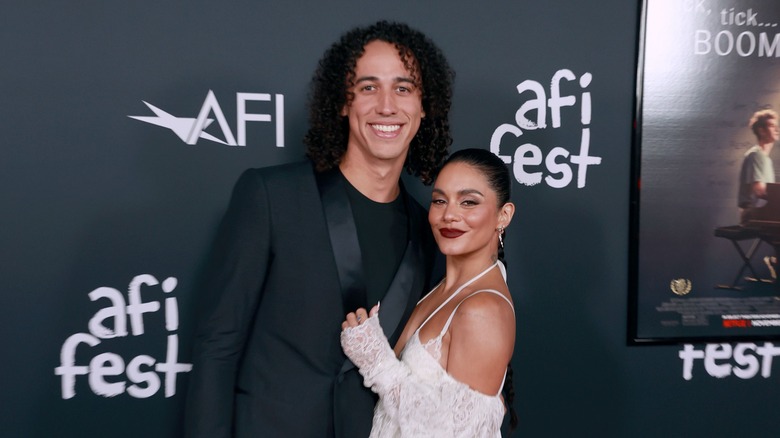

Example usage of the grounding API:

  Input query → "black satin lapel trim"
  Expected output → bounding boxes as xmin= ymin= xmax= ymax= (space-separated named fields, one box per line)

xmin=379 ymin=186 xmax=425 ymax=344
xmin=339 ymin=237 xmax=421 ymax=375
xmin=315 ymin=168 xmax=366 ymax=314
xmin=378 ymin=239 xmax=419 ymax=344
xmin=339 ymin=183 xmax=425 ymax=375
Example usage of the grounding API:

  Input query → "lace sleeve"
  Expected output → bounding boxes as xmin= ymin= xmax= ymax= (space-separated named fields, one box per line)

xmin=341 ymin=315 xmax=427 ymax=424
xmin=340 ymin=315 xmax=409 ymax=395
xmin=341 ymin=315 xmax=505 ymax=436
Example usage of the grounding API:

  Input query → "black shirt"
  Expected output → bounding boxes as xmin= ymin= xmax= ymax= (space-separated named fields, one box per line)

xmin=342 ymin=174 xmax=409 ymax=307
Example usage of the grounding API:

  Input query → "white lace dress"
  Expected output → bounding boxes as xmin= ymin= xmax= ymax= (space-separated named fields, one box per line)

xmin=341 ymin=262 xmax=513 ymax=438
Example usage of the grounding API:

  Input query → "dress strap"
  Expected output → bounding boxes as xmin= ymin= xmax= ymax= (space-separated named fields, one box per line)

xmin=497 ymin=366 xmax=509 ymax=397
xmin=438 ymin=289 xmax=514 ymax=336
xmin=416 ymin=278 xmax=443 ymax=305
xmin=416 ymin=261 xmax=499 ymax=332
xmin=417 ymin=260 xmax=507 ymax=306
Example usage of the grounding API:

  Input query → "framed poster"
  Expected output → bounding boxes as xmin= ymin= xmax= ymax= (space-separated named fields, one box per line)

xmin=630 ymin=0 xmax=780 ymax=343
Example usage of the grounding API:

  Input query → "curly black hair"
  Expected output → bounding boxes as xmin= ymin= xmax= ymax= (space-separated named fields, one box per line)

xmin=304 ymin=20 xmax=455 ymax=185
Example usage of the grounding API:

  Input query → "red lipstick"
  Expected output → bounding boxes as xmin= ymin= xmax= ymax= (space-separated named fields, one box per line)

xmin=440 ymin=228 xmax=465 ymax=238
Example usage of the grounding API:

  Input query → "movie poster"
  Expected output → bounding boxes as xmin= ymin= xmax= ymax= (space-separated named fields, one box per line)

xmin=632 ymin=0 xmax=780 ymax=342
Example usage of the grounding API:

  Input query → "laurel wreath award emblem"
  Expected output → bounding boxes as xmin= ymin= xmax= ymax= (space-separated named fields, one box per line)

xmin=670 ymin=278 xmax=692 ymax=295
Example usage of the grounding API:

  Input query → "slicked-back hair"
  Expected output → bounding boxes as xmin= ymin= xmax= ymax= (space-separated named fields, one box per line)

xmin=440 ymin=148 xmax=512 ymax=208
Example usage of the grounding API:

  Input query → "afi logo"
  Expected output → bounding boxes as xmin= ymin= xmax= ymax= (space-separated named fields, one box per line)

xmin=490 ymin=68 xmax=601 ymax=189
xmin=129 ymin=90 xmax=284 ymax=147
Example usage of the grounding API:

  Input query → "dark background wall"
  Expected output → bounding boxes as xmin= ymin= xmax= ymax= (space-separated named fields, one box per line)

xmin=2 ymin=1 xmax=777 ymax=437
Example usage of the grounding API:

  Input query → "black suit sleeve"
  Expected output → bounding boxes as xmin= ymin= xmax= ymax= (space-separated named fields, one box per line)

xmin=184 ymin=169 xmax=272 ymax=438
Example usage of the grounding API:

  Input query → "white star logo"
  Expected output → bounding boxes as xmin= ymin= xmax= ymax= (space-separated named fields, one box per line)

xmin=128 ymin=90 xmax=286 ymax=147
xmin=128 ymin=100 xmax=229 ymax=145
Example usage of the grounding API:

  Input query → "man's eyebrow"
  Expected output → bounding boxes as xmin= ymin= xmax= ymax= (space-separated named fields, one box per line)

xmin=354 ymin=75 xmax=416 ymax=84
xmin=394 ymin=76 xmax=416 ymax=84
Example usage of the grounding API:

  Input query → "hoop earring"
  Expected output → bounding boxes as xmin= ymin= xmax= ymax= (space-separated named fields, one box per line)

xmin=497 ymin=226 xmax=504 ymax=249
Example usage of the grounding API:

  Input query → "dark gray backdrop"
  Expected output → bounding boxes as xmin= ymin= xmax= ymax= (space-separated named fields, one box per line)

xmin=2 ymin=1 xmax=777 ymax=437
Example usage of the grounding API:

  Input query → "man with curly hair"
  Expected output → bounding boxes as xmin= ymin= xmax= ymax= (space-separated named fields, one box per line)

xmin=185 ymin=21 xmax=454 ymax=438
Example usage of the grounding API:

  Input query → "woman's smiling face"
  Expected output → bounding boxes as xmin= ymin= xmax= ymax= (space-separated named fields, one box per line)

xmin=429 ymin=161 xmax=504 ymax=258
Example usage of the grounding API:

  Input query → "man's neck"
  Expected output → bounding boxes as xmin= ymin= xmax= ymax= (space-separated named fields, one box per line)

xmin=759 ymin=140 xmax=775 ymax=154
xmin=339 ymin=155 xmax=404 ymax=203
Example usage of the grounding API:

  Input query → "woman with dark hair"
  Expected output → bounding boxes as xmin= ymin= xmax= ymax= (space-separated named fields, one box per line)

xmin=341 ymin=148 xmax=517 ymax=437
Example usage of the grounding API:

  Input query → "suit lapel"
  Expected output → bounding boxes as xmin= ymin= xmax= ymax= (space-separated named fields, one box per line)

xmin=315 ymin=167 xmax=367 ymax=314
xmin=378 ymin=187 xmax=425 ymax=345
xmin=316 ymin=170 xmax=426 ymax=374
xmin=338 ymin=237 xmax=421 ymax=373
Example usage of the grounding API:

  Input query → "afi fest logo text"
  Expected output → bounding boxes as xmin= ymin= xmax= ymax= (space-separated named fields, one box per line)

xmin=679 ymin=343 xmax=780 ymax=380
xmin=55 ymin=275 xmax=192 ymax=399
xmin=490 ymin=68 xmax=602 ymax=189
xmin=129 ymin=90 xmax=285 ymax=147
xmin=693 ymin=2 xmax=780 ymax=58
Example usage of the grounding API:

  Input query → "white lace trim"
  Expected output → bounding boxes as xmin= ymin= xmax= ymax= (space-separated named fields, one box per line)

xmin=341 ymin=317 xmax=504 ymax=437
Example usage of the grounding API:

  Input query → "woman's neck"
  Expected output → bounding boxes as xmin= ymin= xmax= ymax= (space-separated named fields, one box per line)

xmin=441 ymin=253 xmax=498 ymax=293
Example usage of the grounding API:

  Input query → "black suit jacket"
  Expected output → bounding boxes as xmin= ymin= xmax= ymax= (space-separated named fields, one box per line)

xmin=185 ymin=161 xmax=436 ymax=438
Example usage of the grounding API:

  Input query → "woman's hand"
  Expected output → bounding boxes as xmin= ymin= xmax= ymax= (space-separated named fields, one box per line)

xmin=339 ymin=302 xmax=404 ymax=394
xmin=341 ymin=303 xmax=380 ymax=330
